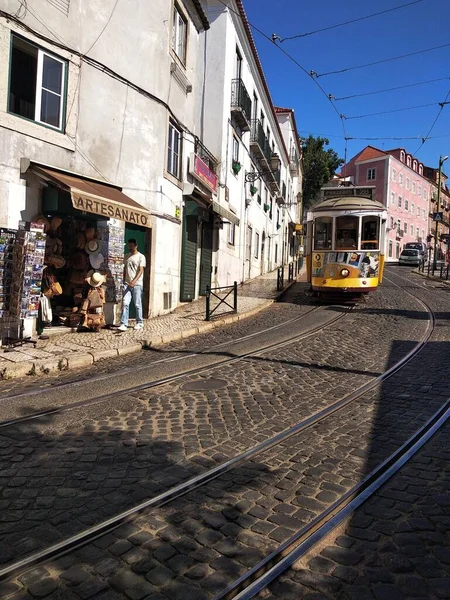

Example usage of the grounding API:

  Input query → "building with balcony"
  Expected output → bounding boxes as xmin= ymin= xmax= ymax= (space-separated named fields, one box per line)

xmin=340 ymin=146 xmax=432 ymax=261
xmin=423 ymin=165 xmax=450 ymax=260
xmin=200 ymin=0 xmax=302 ymax=286
xmin=0 ymin=0 xmax=213 ymax=334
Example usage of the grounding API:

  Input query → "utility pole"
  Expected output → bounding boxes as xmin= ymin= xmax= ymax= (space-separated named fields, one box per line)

xmin=433 ymin=155 xmax=448 ymax=270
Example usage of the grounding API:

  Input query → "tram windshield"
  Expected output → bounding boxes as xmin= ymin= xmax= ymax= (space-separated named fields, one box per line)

xmin=336 ymin=216 xmax=358 ymax=250
xmin=361 ymin=216 xmax=379 ymax=250
xmin=314 ymin=217 xmax=332 ymax=249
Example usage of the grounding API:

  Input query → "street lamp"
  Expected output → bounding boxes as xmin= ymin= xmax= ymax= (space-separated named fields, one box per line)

xmin=433 ymin=155 xmax=449 ymax=270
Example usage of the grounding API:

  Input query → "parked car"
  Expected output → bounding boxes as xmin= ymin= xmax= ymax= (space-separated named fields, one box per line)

xmin=398 ymin=248 xmax=424 ymax=266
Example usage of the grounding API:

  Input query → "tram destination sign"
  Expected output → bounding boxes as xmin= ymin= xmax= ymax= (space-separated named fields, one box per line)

xmin=322 ymin=186 xmax=375 ymax=200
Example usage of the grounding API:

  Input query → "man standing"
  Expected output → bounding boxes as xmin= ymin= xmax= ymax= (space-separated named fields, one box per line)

xmin=118 ymin=238 xmax=146 ymax=331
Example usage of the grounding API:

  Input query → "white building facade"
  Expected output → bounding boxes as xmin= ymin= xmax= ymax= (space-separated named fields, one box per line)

xmin=0 ymin=0 xmax=211 ymax=336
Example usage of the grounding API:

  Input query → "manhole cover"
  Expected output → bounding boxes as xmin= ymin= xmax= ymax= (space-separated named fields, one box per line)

xmin=181 ymin=378 xmax=228 ymax=391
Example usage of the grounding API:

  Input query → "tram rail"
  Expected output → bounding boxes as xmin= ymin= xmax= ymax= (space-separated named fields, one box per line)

xmin=0 ymin=304 xmax=349 ymax=429
xmin=0 ymin=273 xmax=438 ymax=592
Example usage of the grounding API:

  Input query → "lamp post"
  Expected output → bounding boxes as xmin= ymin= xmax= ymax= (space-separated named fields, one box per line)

xmin=433 ymin=155 xmax=448 ymax=270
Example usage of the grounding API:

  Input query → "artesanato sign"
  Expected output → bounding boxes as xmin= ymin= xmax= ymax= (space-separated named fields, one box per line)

xmin=71 ymin=192 xmax=150 ymax=228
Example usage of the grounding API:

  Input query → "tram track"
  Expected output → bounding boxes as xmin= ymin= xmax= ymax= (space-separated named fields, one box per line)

xmin=0 ymin=275 xmax=439 ymax=591
xmin=209 ymin=269 xmax=444 ymax=600
xmin=0 ymin=304 xmax=350 ymax=428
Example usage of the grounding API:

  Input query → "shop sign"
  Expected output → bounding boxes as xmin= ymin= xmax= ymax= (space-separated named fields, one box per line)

xmin=295 ymin=224 xmax=303 ymax=232
xmin=189 ymin=154 xmax=218 ymax=193
xmin=175 ymin=206 xmax=181 ymax=219
xmin=322 ymin=187 xmax=374 ymax=199
xmin=71 ymin=193 xmax=150 ymax=228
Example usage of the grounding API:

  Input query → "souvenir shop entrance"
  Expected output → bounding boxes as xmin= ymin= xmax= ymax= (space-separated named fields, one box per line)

xmin=9 ymin=162 xmax=152 ymax=337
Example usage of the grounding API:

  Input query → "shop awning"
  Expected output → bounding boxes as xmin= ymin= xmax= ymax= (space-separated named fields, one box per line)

xmin=24 ymin=162 xmax=151 ymax=228
xmin=211 ymin=201 xmax=240 ymax=226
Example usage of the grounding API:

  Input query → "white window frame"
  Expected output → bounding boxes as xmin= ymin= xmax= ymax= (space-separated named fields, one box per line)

xmin=390 ymin=216 xmax=394 ymax=229
xmin=255 ymin=232 xmax=260 ymax=258
xmin=423 ymin=209 xmax=426 ymax=220
xmin=416 ymin=227 xmax=420 ymax=239
xmin=411 ymin=202 xmax=415 ymax=215
xmin=232 ymin=136 xmax=239 ymax=164
xmin=410 ymin=224 xmax=414 ymax=236
xmin=367 ymin=168 xmax=376 ymax=181
xmin=392 ymin=168 xmax=397 ymax=182
xmin=391 ymin=192 xmax=395 ymax=205
xmin=404 ymin=222 xmax=407 ymax=233
xmin=417 ymin=206 xmax=420 ymax=217
xmin=10 ymin=36 xmax=67 ymax=132
xmin=399 ymin=173 xmax=403 ymax=185
xmin=167 ymin=121 xmax=182 ymax=179
xmin=172 ymin=4 xmax=187 ymax=63
xmin=35 ymin=50 xmax=66 ymax=130
xmin=228 ymin=222 xmax=235 ymax=245
xmin=421 ymin=229 xmax=424 ymax=240
xmin=412 ymin=181 xmax=416 ymax=194
xmin=388 ymin=240 xmax=393 ymax=257
xmin=406 ymin=177 xmax=410 ymax=190
xmin=423 ymin=189 xmax=427 ymax=200
xmin=398 ymin=195 xmax=402 ymax=208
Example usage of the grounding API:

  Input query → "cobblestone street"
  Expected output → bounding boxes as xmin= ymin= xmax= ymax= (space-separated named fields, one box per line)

xmin=0 ymin=268 xmax=448 ymax=600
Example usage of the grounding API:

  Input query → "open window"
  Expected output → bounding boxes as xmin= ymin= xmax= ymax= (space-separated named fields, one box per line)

xmin=9 ymin=35 xmax=67 ymax=131
xmin=335 ymin=216 xmax=358 ymax=250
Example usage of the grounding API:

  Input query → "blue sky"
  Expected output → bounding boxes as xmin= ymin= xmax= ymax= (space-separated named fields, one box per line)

xmin=243 ymin=0 xmax=450 ymax=169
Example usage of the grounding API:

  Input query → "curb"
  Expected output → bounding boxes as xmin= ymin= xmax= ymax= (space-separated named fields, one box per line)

xmin=414 ymin=269 xmax=450 ymax=286
xmin=0 ymin=279 xmax=297 ymax=380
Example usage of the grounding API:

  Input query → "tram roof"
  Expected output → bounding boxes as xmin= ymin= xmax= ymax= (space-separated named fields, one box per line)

xmin=312 ymin=196 xmax=385 ymax=212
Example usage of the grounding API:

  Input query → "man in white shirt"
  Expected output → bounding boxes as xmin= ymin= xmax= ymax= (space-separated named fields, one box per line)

xmin=118 ymin=238 xmax=146 ymax=331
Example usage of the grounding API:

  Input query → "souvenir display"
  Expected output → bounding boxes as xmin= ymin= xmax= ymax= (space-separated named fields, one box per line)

xmin=13 ymin=226 xmax=46 ymax=320
xmin=0 ymin=229 xmax=17 ymax=322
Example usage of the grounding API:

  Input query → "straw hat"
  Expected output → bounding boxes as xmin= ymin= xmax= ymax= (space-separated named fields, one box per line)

xmin=89 ymin=253 xmax=105 ymax=270
xmin=46 ymin=254 xmax=66 ymax=269
xmin=85 ymin=271 xmax=106 ymax=288
xmin=51 ymin=216 xmax=62 ymax=231
xmin=85 ymin=240 xmax=100 ymax=254
xmin=33 ymin=215 xmax=50 ymax=233
xmin=76 ymin=232 xmax=87 ymax=249
xmin=85 ymin=227 xmax=96 ymax=241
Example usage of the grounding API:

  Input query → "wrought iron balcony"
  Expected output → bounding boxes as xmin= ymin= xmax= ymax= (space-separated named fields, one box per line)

xmin=250 ymin=119 xmax=272 ymax=165
xmin=194 ymin=138 xmax=218 ymax=173
xmin=289 ymin=148 xmax=299 ymax=175
xmin=231 ymin=79 xmax=252 ymax=132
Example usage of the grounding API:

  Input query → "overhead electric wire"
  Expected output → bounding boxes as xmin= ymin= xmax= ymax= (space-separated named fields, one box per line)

xmin=344 ymin=101 xmax=439 ymax=120
xmin=316 ymin=41 xmax=450 ymax=78
xmin=279 ymin=0 xmax=423 ymax=42
xmin=334 ymin=76 xmax=450 ymax=101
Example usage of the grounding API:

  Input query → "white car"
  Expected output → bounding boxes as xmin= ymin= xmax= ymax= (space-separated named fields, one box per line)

xmin=398 ymin=249 xmax=424 ymax=266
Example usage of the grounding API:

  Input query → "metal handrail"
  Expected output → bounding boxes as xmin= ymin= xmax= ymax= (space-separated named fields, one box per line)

xmin=205 ymin=282 xmax=238 ymax=321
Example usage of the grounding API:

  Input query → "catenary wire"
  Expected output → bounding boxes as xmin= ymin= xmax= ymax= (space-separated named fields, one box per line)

xmin=316 ymin=41 xmax=450 ymax=78
xmin=334 ymin=76 xmax=450 ymax=101
xmin=279 ymin=0 xmax=423 ymax=42
xmin=344 ymin=101 xmax=440 ymax=120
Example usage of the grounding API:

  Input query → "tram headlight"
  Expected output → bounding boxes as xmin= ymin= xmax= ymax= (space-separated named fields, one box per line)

xmin=340 ymin=268 xmax=350 ymax=278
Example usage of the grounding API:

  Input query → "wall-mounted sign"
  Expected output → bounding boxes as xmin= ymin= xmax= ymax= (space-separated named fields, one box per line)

xmin=71 ymin=193 xmax=150 ymax=228
xmin=175 ymin=206 xmax=181 ymax=219
xmin=322 ymin=186 xmax=375 ymax=199
xmin=189 ymin=154 xmax=218 ymax=193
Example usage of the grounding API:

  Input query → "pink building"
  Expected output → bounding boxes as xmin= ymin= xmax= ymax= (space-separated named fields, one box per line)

xmin=340 ymin=146 xmax=432 ymax=261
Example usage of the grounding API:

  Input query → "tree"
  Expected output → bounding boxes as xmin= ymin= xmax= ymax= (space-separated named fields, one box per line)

xmin=301 ymin=135 xmax=344 ymax=209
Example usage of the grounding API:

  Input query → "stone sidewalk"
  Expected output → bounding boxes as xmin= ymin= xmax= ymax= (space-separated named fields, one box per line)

xmin=0 ymin=267 xmax=304 ymax=379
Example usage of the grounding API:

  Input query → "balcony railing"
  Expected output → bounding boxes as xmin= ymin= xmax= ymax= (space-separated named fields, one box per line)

xmin=250 ymin=119 xmax=272 ymax=165
xmin=231 ymin=79 xmax=252 ymax=132
xmin=194 ymin=138 xmax=218 ymax=173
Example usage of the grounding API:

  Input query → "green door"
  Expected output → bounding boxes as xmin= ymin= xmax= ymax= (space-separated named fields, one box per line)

xmin=199 ymin=222 xmax=213 ymax=296
xmin=124 ymin=225 xmax=146 ymax=318
xmin=180 ymin=215 xmax=198 ymax=301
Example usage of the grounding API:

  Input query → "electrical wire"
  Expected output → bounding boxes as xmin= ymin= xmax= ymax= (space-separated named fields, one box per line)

xmin=344 ymin=102 xmax=439 ymax=120
xmin=279 ymin=0 xmax=423 ymax=42
xmin=316 ymin=42 xmax=450 ymax=78
xmin=334 ymin=76 xmax=450 ymax=101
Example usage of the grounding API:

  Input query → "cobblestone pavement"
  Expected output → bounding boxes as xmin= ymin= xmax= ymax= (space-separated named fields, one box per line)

xmin=0 ymin=269 xmax=289 ymax=372
xmin=1 ymin=271 xmax=447 ymax=599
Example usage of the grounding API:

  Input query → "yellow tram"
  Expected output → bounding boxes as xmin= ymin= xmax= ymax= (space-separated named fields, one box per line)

xmin=305 ymin=188 xmax=387 ymax=295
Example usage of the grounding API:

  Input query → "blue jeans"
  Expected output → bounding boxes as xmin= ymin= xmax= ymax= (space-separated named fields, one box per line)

xmin=121 ymin=285 xmax=143 ymax=326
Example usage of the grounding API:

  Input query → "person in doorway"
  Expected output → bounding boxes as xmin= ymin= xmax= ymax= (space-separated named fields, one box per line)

xmin=337 ymin=230 xmax=356 ymax=249
xmin=118 ymin=238 xmax=146 ymax=331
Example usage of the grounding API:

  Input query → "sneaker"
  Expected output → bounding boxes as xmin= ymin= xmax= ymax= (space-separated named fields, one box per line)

xmin=118 ymin=324 xmax=128 ymax=332
xmin=134 ymin=323 xmax=144 ymax=330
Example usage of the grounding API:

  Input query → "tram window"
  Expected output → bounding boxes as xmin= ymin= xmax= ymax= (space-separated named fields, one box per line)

xmin=336 ymin=216 xmax=357 ymax=250
xmin=361 ymin=216 xmax=379 ymax=250
xmin=314 ymin=217 xmax=332 ymax=249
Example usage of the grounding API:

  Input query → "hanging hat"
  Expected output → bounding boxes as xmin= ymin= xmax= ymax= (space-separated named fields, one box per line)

xmin=85 ymin=270 xmax=106 ymax=287
xmin=85 ymin=227 xmax=96 ymax=242
xmin=85 ymin=240 xmax=100 ymax=254
xmin=33 ymin=215 xmax=51 ymax=233
xmin=50 ymin=216 xmax=63 ymax=231
xmin=76 ymin=232 xmax=87 ymax=249
xmin=46 ymin=254 xmax=66 ymax=269
xmin=89 ymin=253 xmax=105 ymax=270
